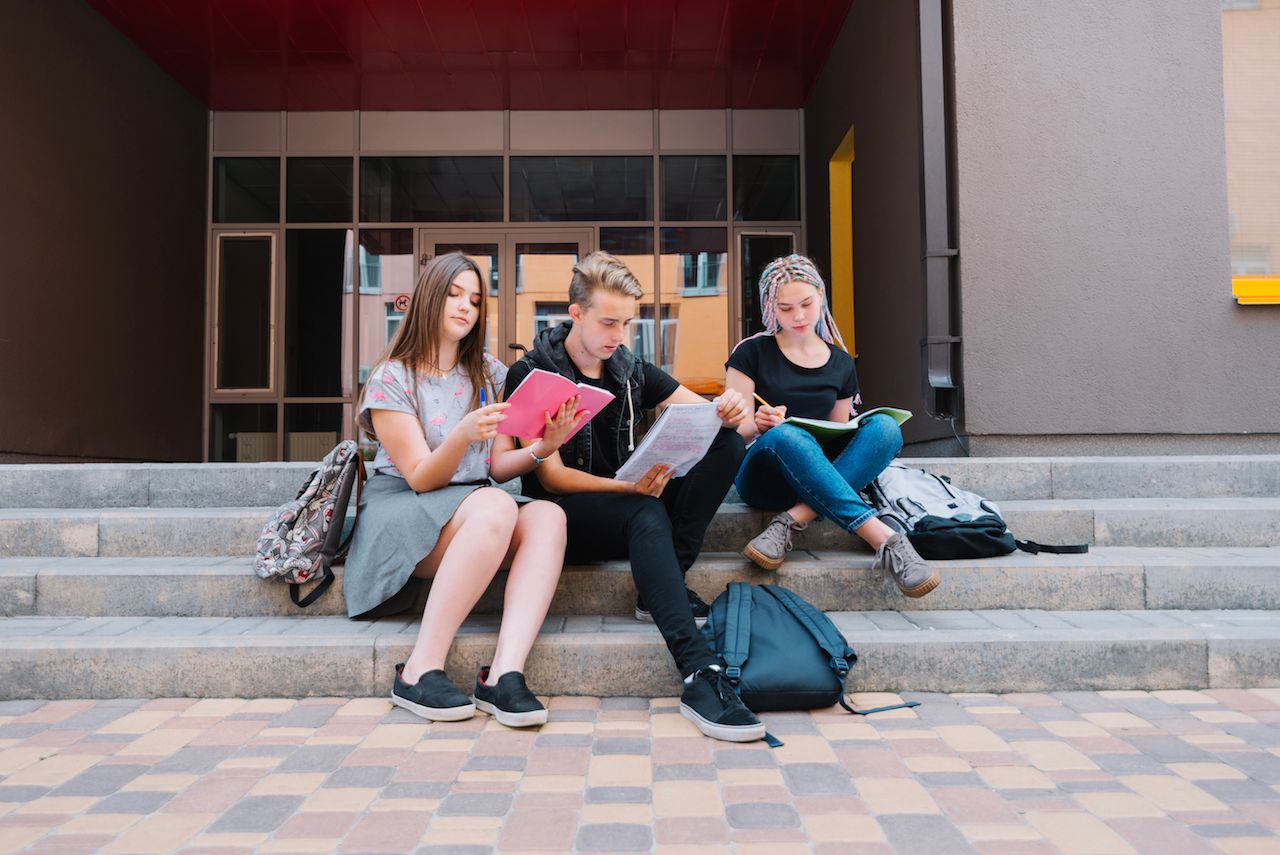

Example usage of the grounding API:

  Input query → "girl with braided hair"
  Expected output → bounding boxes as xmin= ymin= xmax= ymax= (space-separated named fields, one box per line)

xmin=724 ymin=254 xmax=940 ymax=597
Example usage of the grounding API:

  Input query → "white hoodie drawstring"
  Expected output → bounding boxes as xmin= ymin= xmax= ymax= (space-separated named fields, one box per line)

xmin=626 ymin=382 xmax=635 ymax=451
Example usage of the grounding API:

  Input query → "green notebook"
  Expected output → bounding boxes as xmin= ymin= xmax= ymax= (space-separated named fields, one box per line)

xmin=781 ymin=407 xmax=913 ymax=441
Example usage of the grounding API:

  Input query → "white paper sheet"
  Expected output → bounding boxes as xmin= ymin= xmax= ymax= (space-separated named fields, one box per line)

xmin=613 ymin=402 xmax=722 ymax=482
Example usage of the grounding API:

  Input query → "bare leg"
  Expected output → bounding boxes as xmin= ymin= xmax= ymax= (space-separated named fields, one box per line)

xmin=783 ymin=502 xmax=818 ymax=527
xmin=401 ymin=487 xmax=518 ymax=684
xmin=854 ymin=515 xmax=896 ymax=550
xmin=487 ymin=500 xmax=567 ymax=681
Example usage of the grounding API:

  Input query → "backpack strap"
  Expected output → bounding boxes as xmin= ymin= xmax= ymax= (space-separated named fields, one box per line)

xmin=333 ymin=455 xmax=368 ymax=562
xmin=720 ymin=582 xmax=753 ymax=683
xmin=761 ymin=584 xmax=919 ymax=717
xmin=290 ymin=572 xmax=334 ymax=608
xmin=1015 ymin=539 xmax=1089 ymax=555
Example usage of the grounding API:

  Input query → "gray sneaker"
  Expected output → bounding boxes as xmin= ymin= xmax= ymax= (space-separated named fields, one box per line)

xmin=873 ymin=532 xmax=941 ymax=598
xmin=742 ymin=512 xmax=806 ymax=570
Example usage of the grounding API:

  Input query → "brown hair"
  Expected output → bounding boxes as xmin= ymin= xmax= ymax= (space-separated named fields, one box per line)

xmin=359 ymin=251 xmax=490 ymax=414
xmin=568 ymin=251 xmax=644 ymax=308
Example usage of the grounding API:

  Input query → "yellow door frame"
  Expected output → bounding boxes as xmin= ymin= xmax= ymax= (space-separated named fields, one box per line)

xmin=829 ymin=126 xmax=856 ymax=355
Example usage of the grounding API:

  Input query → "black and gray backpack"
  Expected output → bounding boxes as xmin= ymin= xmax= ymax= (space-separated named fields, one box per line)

xmin=255 ymin=440 xmax=366 ymax=607
xmin=862 ymin=463 xmax=1087 ymax=560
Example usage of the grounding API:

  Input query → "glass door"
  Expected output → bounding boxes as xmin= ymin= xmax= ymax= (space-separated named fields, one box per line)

xmin=737 ymin=230 xmax=798 ymax=340
xmin=418 ymin=229 xmax=592 ymax=366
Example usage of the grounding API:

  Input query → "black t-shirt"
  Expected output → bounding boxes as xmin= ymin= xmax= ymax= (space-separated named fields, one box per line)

xmin=503 ymin=357 xmax=680 ymax=478
xmin=725 ymin=335 xmax=858 ymax=420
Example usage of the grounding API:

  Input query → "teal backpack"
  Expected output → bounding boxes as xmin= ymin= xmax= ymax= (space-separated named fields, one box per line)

xmin=700 ymin=582 xmax=917 ymax=715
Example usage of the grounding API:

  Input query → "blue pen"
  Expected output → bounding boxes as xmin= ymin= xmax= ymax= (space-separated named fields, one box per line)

xmin=479 ymin=387 xmax=486 ymax=407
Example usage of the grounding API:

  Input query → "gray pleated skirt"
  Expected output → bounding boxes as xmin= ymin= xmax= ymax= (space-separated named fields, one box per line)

xmin=343 ymin=473 xmax=510 ymax=619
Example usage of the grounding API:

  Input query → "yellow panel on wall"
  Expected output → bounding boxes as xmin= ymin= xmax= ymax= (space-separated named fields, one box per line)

xmin=1233 ymin=277 xmax=1280 ymax=305
xmin=828 ymin=126 xmax=856 ymax=355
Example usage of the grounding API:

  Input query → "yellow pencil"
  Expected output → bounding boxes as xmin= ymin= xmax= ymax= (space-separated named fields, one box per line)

xmin=753 ymin=392 xmax=773 ymax=409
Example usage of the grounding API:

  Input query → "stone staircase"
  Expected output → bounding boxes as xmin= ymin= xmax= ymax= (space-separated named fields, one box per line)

xmin=2 ymin=457 xmax=1278 ymax=700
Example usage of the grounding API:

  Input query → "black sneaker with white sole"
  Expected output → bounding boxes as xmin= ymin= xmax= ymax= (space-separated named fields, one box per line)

xmin=635 ymin=586 xmax=710 ymax=628
xmin=390 ymin=664 xmax=475 ymax=721
xmin=472 ymin=667 xmax=548 ymax=728
xmin=679 ymin=664 xmax=766 ymax=742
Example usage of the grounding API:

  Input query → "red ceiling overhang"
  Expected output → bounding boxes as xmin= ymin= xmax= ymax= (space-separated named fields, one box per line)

xmin=85 ymin=0 xmax=853 ymax=111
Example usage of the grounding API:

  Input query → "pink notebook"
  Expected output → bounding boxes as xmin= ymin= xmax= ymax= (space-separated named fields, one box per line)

xmin=498 ymin=368 xmax=615 ymax=441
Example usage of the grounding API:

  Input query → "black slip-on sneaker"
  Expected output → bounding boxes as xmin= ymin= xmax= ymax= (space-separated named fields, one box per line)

xmin=635 ymin=587 xmax=710 ymax=628
xmin=391 ymin=663 xmax=475 ymax=721
xmin=472 ymin=667 xmax=548 ymax=727
xmin=679 ymin=665 xmax=765 ymax=743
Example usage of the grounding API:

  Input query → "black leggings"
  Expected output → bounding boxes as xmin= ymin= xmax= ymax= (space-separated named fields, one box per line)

xmin=559 ymin=427 xmax=746 ymax=677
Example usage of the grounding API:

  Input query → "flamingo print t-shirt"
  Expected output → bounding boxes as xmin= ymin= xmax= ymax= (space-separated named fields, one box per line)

xmin=358 ymin=354 xmax=507 ymax=483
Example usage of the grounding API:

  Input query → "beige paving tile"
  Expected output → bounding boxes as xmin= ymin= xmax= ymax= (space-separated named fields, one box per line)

xmin=1073 ymin=792 xmax=1165 ymax=818
xmin=419 ymin=828 xmax=499 ymax=846
xmin=539 ymin=722 xmax=594 ymax=735
xmin=359 ymin=723 xmax=428 ymax=748
xmin=103 ymin=813 xmax=215 ymax=854
xmin=1182 ymin=733 xmax=1247 ymax=747
xmin=429 ymin=816 xmax=504 ymax=830
xmin=123 ymin=774 xmax=199 ymax=792
xmin=968 ymin=706 xmax=1022 ymax=715
xmin=191 ymin=833 xmax=269 ymax=848
xmin=4 ymin=753 xmax=99 ymax=786
xmin=59 ymin=814 xmax=142 ymax=834
xmin=241 ymin=698 xmax=297 ymax=714
xmin=804 ymin=813 xmax=887 ymax=843
xmin=370 ymin=798 xmax=440 ymax=812
xmin=905 ymin=756 xmax=972 ymax=774
xmin=935 ymin=725 xmax=1011 ymax=753
xmin=587 ymin=755 xmax=652 ymax=787
xmin=299 ymin=787 xmax=378 ymax=813
xmin=1191 ymin=710 xmax=1256 ymax=724
xmin=0 ymin=826 xmax=44 ymax=854
xmin=734 ymin=845 xmax=811 ymax=855
xmin=14 ymin=796 xmax=98 ymax=814
xmin=1026 ymin=811 xmax=1135 ymax=854
xmin=117 ymin=729 xmax=201 ymax=756
xmin=335 ymin=699 xmax=391 ymax=717
xmin=651 ymin=714 xmax=700 ymax=738
xmin=653 ymin=781 xmax=723 ymax=817
xmin=1169 ymin=762 xmax=1248 ymax=781
xmin=1099 ymin=691 xmax=1150 ymax=700
xmin=855 ymin=777 xmax=940 ymax=814
xmin=0 ymin=748 xmax=48 ymax=775
xmin=847 ymin=693 xmax=917 ymax=719
xmin=961 ymin=824 xmax=1044 ymax=841
xmin=718 ymin=768 xmax=785 ymax=786
xmin=595 ymin=720 xmax=648 ymax=731
xmin=100 ymin=710 xmax=178 ymax=734
xmin=581 ymin=803 xmax=653 ymax=824
xmin=217 ymin=756 xmax=283 ymax=770
xmin=1043 ymin=720 xmax=1108 ymax=738
xmin=518 ymin=776 xmax=584 ymax=792
xmin=816 ymin=720 xmax=881 ymax=741
xmin=413 ymin=739 xmax=476 ymax=753
xmin=180 ymin=699 xmax=247 ymax=717
xmin=772 ymin=735 xmax=839 ymax=764
xmin=1214 ymin=841 xmax=1280 ymax=855
xmin=1119 ymin=775 xmax=1228 ymax=812
xmin=1250 ymin=688 xmax=1280 ymax=704
xmin=1151 ymin=690 xmax=1218 ymax=705
xmin=978 ymin=766 xmax=1056 ymax=790
xmin=259 ymin=839 xmax=343 ymax=853
xmin=457 ymin=770 xmax=522 ymax=783
xmin=1011 ymin=740 xmax=1099 ymax=771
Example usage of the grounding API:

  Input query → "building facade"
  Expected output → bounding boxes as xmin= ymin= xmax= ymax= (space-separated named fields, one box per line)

xmin=1 ymin=0 xmax=1275 ymax=462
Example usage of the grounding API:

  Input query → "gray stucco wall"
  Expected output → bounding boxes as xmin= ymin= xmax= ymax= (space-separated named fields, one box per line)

xmin=0 ymin=0 xmax=206 ymax=461
xmin=953 ymin=0 xmax=1278 ymax=440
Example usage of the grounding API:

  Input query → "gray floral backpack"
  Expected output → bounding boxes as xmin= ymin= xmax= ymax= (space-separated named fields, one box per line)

xmin=255 ymin=440 xmax=366 ymax=607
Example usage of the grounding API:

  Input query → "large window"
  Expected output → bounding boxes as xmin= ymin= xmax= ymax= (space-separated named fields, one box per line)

xmin=213 ymin=158 xmax=279 ymax=223
xmin=1223 ymin=0 xmax=1280 ymax=303
xmin=360 ymin=157 xmax=503 ymax=223
xmin=511 ymin=157 xmax=652 ymax=222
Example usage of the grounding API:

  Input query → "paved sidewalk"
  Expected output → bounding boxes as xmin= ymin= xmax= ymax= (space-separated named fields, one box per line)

xmin=1 ymin=691 xmax=1279 ymax=854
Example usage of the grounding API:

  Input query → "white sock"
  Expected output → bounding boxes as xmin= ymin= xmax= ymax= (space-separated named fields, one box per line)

xmin=683 ymin=663 xmax=722 ymax=684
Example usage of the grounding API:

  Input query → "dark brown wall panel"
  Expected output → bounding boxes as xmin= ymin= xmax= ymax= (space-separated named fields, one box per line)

xmin=0 ymin=0 xmax=206 ymax=460
xmin=805 ymin=1 xmax=950 ymax=445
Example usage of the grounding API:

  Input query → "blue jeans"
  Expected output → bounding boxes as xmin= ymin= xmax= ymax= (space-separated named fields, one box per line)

xmin=734 ymin=414 xmax=903 ymax=532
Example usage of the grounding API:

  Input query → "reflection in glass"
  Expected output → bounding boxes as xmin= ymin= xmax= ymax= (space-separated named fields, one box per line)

xmin=285 ymin=230 xmax=352 ymax=397
xmin=286 ymin=157 xmax=353 ymax=223
xmin=511 ymin=157 xmax=652 ymax=222
xmin=601 ymin=228 xmax=658 ymax=360
xmin=285 ymin=403 xmax=345 ymax=462
xmin=740 ymin=234 xmax=796 ymax=339
xmin=216 ymin=235 xmax=273 ymax=390
xmin=357 ymin=230 xmax=415 ymax=388
xmin=214 ymin=158 xmax=280 ymax=223
xmin=513 ymin=243 xmax=580 ymax=360
xmin=209 ymin=404 xmax=277 ymax=462
xmin=733 ymin=155 xmax=801 ymax=221
xmin=661 ymin=156 xmax=727 ymax=221
xmin=660 ymin=228 xmax=729 ymax=394
xmin=428 ymin=242 xmax=500 ymax=363
xmin=360 ymin=158 xmax=503 ymax=223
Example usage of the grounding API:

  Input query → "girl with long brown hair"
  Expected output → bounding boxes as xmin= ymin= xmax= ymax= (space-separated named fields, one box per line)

xmin=344 ymin=251 xmax=582 ymax=726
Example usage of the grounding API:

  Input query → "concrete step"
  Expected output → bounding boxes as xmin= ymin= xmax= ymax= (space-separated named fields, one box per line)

xmin=2 ymin=455 xmax=1278 ymax=508
xmin=2 ymin=609 xmax=1276 ymax=700
xmin=4 ymin=498 xmax=1280 ymax=558
xmin=5 ymin=548 xmax=1279 ymax=619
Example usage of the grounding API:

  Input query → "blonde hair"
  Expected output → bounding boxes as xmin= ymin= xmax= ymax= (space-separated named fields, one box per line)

xmin=568 ymin=251 xmax=644 ymax=308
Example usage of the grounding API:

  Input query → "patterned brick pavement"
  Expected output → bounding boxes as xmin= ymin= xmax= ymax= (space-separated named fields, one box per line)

xmin=1 ymin=690 xmax=1279 ymax=854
